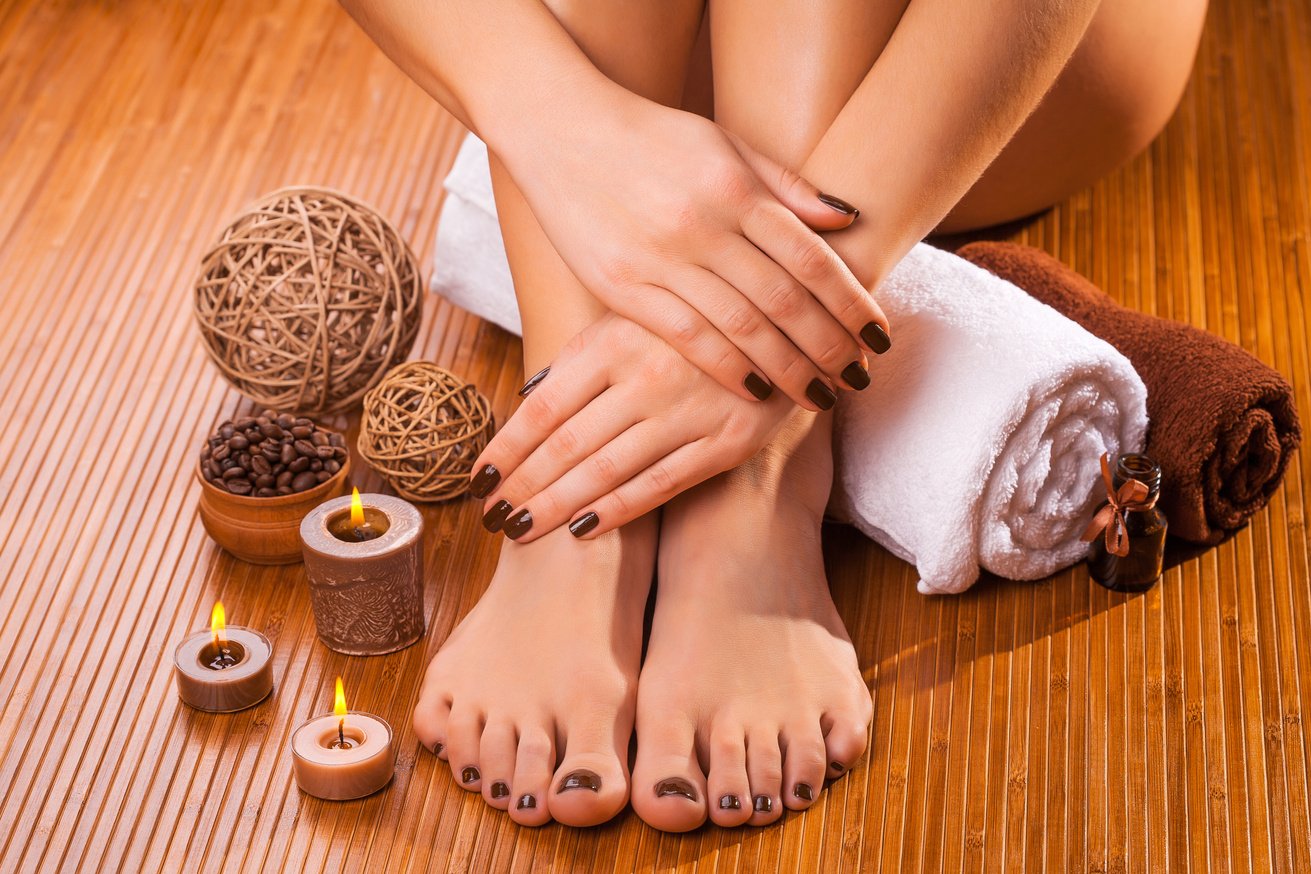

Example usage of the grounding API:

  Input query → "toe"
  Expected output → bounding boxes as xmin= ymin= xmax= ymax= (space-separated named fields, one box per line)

xmin=412 ymin=689 xmax=451 ymax=760
xmin=509 ymin=723 xmax=555 ymax=826
xmin=479 ymin=719 xmax=518 ymax=810
xmin=446 ymin=705 xmax=484 ymax=793
xmin=705 ymin=723 xmax=751 ymax=828
xmin=548 ymin=711 xmax=630 ymax=827
xmin=745 ymin=729 xmax=784 ymax=826
xmin=630 ymin=716 xmax=707 ymax=833
xmin=822 ymin=710 xmax=871 ymax=780
xmin=781 ymin=723 xmax=827 ymax=811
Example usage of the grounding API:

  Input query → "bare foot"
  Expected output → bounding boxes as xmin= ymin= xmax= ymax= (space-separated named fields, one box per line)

xmin=630 ymin=413 xmax=872 ymax=831
xmin=412 ymin=520 xmax=655 ymax=826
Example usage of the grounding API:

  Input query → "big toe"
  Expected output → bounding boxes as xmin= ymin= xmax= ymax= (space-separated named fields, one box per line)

xmin=548 ymin=713 xmax=630 ymax=827
xmin=630 ymin=719 xmax=708 ymax=833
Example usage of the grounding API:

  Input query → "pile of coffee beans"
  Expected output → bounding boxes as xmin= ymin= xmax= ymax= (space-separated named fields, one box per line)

xmin=200 ymin=410 xmax=347 ymax=497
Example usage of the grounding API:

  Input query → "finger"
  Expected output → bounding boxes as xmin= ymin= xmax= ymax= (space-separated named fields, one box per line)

xmin=724 ymin=130 xmax=860 ymax=231
xmin=668 ymin=265 xmax=834 ymax=411
xmin=498 ymin=417 xmax=694 ymax=543
xmin=603 ymin=283 xmax=775 ymax=403
xmin=739 ymin=201 xmax=892 ymax=358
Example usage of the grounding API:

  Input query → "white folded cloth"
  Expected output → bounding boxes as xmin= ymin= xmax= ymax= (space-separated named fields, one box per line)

xmin=431 ymin=135 xmax=1148 ymax=594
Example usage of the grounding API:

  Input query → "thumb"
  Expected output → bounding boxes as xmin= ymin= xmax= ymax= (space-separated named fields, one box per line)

xmin=725 ymin=131 xmax=859 ymax=231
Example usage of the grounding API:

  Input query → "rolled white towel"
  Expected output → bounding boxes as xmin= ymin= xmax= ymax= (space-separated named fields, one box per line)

xmin=430 ymin=135 xmax=1148 ymax=594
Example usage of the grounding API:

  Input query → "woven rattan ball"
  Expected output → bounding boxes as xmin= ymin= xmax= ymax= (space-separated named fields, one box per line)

xmin=193 ymin=187 xmax=423 ymax=415
xmin=358 ymin=362 xmax=494 ymax=502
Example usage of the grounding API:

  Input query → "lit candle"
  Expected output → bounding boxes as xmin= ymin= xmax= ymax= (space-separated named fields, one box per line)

xmin=299 ymin=490 xmax=424 ymax=656
xmin=291 ymin=677 xmax=394 ymax=800
xmin=173 ymin=601 xmax=274 ymax=712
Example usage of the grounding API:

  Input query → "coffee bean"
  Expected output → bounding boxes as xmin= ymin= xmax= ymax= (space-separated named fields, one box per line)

xmin=328 ymin=432 xmax=345 ymax=448
xmin=261 ymin=444 xmax=281 ymax=462
xmin=212 ymin=478 xmax=229 ymax=492
xmin=246 ymin=429 xmax=265 ymax=445
xmin=205 ymin=460 xmax=222 ymax=479
xmin=255 ymin=473 xmax=275 ymax=488
xmin=219 ymin=422 xmax=234 ymax=439
xmin=228 ymin=434 xmax=249 ymax=452
xmin=316 ymin=445 xmax=335 ymax=460
xmin=294 ymin=417 xmax=313 ymax=427
xmin=294 ymin=440 xmax=317 ymax=458
xmin=213 ymin=444 xmax=231 ymax=462
xmin=276 ymin=414 xmax=295 ymax=429
xmin=260 ymin=423 xmax=285 ymax=440
xmin=251 ymin=455 xmax=271 ymax=476
xmin=324 ymin=460 xmax=340 ymax=474
xmin=256 ymin=415 xmax=271 ymax=426
xmin=276 ymin=486 xmax=293 ymax=496
xmin=292 ymin=471 xmax=318 ymax=492
xmin=291 ymin=425 xmax=312 ymax=439
xmin=315 ymin=470 xmax=331 ymax=483
xmin=289 ymin=456 xmax=310 ymax=473
xmin=311 ymin=431 xmax=329 ymax=447
xmin=228 ymin=479 xmax=253 ymax=495
xmin=331 ymin=446 xmax=348 ymax=460
xmin=281 ymin=443 xmax=296 ymax=465
xmin=222 ymin=466 xmax=246 ymax=480
xmin=276 ymin=470 xmax=293 ymax=487
xmin=256 ymin=487 xmax=275 ymax=497
xmin=310 ymin=459 xmax=323 ymax=472
xmin=200 ymin=445 xmax=211 ymax=460
xmin=237 ymin=453 xmax=252 ymax=472
xmin=235 ymin=417 xmax=256 ymax=429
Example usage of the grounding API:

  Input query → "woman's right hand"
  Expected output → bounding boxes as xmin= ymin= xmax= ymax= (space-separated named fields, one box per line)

xmin=501 ymin=94 xmax=892 ymax=411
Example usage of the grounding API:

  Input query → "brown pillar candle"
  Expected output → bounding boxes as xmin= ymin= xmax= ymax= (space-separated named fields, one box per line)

xmin=291 ymin=678 xmax=394 ymax=800
xmin=173 ymin=602 xmax=274 ymax=712
xmin=299 ymin=490 xmax=425 ymax=655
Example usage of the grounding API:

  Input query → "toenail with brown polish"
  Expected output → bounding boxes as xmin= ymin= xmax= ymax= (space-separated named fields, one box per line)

xmin=794 ymin=783 xmax=813 ymax=801
xmin=719 ymin=794 xmax=741 ymax=810
xmin=431 ymin=742 xmax=444 ymax=756
xmin=655 ymin=778 xmax=698 ymax=801
xmin=753 ymin=794 xmax=773 ymax=813
xmin=517 ymin=794 xmax=536 ymax=810
xmin=743 ymin=371 xmax=773 ymax=401
xmin=841 ymin=361 xmax=871 ymax=390
xmin=805 ymin=378 xmax=837 ymax=411
xmin=490 ymin=781 xmax=509 ymax=799
xmin=469 ymin=463 xmax=500 ymax=499
xmin=861 ymin=322 xmax=892 ymax=354
xmin=461 ymin=766 xmax=480 ymax=784
xmin=558 ymin=769 xmax=601 ymax=793
xmin=482 ymin=500 xmax=512 ymax=532
xmin=503 ymin=508 xmax=533 ymax=540
xmin=518 ymin=366 xmax=550 ymax=397
xmin=568 ymin=512 xmax=599 ymax=538
xmin=830 ymin=761 xmax=844 ymax=773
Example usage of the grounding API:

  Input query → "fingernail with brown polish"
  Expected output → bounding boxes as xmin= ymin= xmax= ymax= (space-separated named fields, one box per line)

xmin=818 ymin=192 xmax=860 ymax=218
xmin=490 ymin=781 xmax=509 ymax=799
xmin=519 ymin=366 xmax=550 ymax=397
xmin=504 ymin=508 xmax=533 ymax=540
xmin=569 ymin=512 xmax=599 ymax=538
xmin=558 ymin=769 xmax=601 ymax=793
xmin=469 ymin=463 xmax=500 ymax=499
xmin=462 ymin=767 xmax=480 ymax=784
xmin=744 ymin=371 xmax=773 ymax=401
xmin=482 ymin=500 xmax=513 ymax=532
xmin=861 ymin=322 xmax=891 ymax=354
xmin=794 ymin=783 xmax=813 ymax=801
xmin=753 ymin=794 xmax=773 ymax=813
xmin=841 ymin=361 xmax=870 ymax=390
xmin=655 ymin=778 xmax=698 ymax=801
xmin=517 ymin=794 xmax=536 ymax=810
xmin=719 ymin=794 xmax=741 ymax=810
xmin=806 ymin=379 xmax=837 ymax=411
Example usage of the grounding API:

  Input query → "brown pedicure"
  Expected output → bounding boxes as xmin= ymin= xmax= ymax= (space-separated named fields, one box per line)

xmin=469 ymin=463 xmax=500 ymax=499
xmin=817 ymin=192 xmax=860 ymax=218
xmin=482 ymin=500 xmax=513 ymax=533
xmin=490 ymin=781 xmax=509 ymax=799
xmin=841 ymin=361 xmax=870 ymax=391
xmin=806 ymin=379 xmax=837 ymax=411
xmin=861 ymin=322 xmax=892 ymax=354
xmin=504 ymin=508 xmax=533 ymax=540
xmin=830 ymin=761 xmax=844 ymax=773
xmin=558 ymin=769 xmax=601 ymax=793
xmin=794 ymin=783 xmax=814 ymax=801
xmin=719 ymin=794 xmax=741 ymax=810
xmin=743 ymin=371 xmax=773 ymax=401
xmin=655 ymin=778 xmax=698 ymax=802
xmin=568 ymin=512 xmax=599 ymax=538
xmin=461 ymin=766 xmax=481 ymax=784
xmin=517 ymin=794 xmax=537 ymax=810
xmin=753 ymin=794 xmax=773 ymax=813
xmin=432 ymin=742 xmax=444 ymax=756
xmin=518 ymin=366 xmax=550 ymax=397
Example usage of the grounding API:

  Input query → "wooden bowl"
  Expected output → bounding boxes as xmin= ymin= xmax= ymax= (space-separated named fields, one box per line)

xmin=196 ymin=456 xmax=352 ymax=565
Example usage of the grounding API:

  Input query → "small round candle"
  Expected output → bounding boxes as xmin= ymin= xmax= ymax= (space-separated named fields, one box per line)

xmin=173 ymin=602 xmax=273 ymax=712
xmin=291 ymin=678 xmax=394 ymax=800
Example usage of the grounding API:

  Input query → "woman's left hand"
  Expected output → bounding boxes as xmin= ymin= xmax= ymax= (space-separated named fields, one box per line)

xmin=469 ymin=313 xmax=796 ymax=541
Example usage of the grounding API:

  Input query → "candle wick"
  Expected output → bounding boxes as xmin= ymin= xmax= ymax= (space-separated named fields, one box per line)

xmin=338 ymin=718 xmax=345 ymax=749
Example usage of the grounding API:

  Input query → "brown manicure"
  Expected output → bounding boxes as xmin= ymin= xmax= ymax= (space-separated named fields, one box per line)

xmin=817 ymin=192 xmax=860 ymax=218
xmin=490 ymin=781 xmax=509 ymax=799
xmin=469 ymin=463 xmax=500 ymax=498
xmin=504 ymin=508 xmax=533 ymax=540
xmin=719 ymin=794 xmax=741 ymax=810
xmin=518 ymin=366 xmax=550 ymax=397
xmin=743 ymin=371 xmax=773 ymax=401
xmin=517 ymin=794 xmax=536 ymax=810
xmin=753 ymin=794 xmax=773 ymax=813
xmin=861 ymin=322 xmax=891 ymax=354
xmin=568 ymin=512 xmax=599 ymax=538
xmin=558 ymin=769 xmax=601 ymax=793
xmin=806 ymin=379 xmax=837 ymax=411
xmin=841 ymin=361 xmax=870 ymax=391
xmin=482 ymin=500 xmax=513 ymax=533
xmin=461 ymin=766 xmax=480 ymax=784
xmin=794 ymin=783 xmax=813 ymax=801
xmin=655 ymin=778 xmax=698 ymax=802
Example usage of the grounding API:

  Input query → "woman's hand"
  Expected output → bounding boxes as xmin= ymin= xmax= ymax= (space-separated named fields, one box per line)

xmin=469 ymin=314 xmax=796 ymax=541
xmin=502 ymin=96 xmax=892 ymax=411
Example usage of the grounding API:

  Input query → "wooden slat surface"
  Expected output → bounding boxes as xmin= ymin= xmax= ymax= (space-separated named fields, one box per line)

xmin=1 ymin=0 xmax=1309 ymax=870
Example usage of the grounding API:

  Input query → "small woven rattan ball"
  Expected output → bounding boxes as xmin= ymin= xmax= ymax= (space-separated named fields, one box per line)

xmin=358 ymin=362 xmax=494 ymax=502
xmin=193 ymin=187 xmax=423 ymax=415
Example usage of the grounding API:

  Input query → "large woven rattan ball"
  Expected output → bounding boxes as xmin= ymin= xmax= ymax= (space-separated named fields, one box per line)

xmin=193 ymin=187 xmax=423 ymax=415
xmin=358 ymin=362 xmax=494 ymax=502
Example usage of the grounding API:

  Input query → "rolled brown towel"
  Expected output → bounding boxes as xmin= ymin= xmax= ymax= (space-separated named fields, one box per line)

xmin=957 ymin=241 xmax=1301 ymax=545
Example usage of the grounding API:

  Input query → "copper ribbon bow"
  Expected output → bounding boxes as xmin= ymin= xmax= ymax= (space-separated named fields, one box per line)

xmin=1080 ymin=452 xmax=1150 ymax=557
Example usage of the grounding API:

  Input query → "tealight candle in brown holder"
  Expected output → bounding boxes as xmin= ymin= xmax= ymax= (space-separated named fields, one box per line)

xmin=292 ymin=677 xmax=394 ymax=800
xmin=174 ymin=602 xmax=274 ymax=712
xmin=299 ymin=489 xmax=424 ymax=655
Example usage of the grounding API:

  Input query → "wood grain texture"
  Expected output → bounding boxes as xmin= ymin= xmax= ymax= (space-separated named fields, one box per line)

xmin=1 ymin=0 xmax=1308 ymax=870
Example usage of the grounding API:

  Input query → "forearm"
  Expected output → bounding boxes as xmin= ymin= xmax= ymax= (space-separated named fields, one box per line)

xmin=799 ymin=0 xmax=1102 ymax=286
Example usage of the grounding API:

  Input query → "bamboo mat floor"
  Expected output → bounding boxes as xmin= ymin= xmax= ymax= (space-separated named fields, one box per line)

xmin=1 ymin=0 xmax=1310 ymax=871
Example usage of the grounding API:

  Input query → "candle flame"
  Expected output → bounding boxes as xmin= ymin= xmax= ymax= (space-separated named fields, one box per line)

xmin=211 ymin=601 xmax=227 ymax=646
xmin=334 ymin=676 xmax=348 ymax=719
xmin=350 ymin=487 xmax=364 ymax=529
